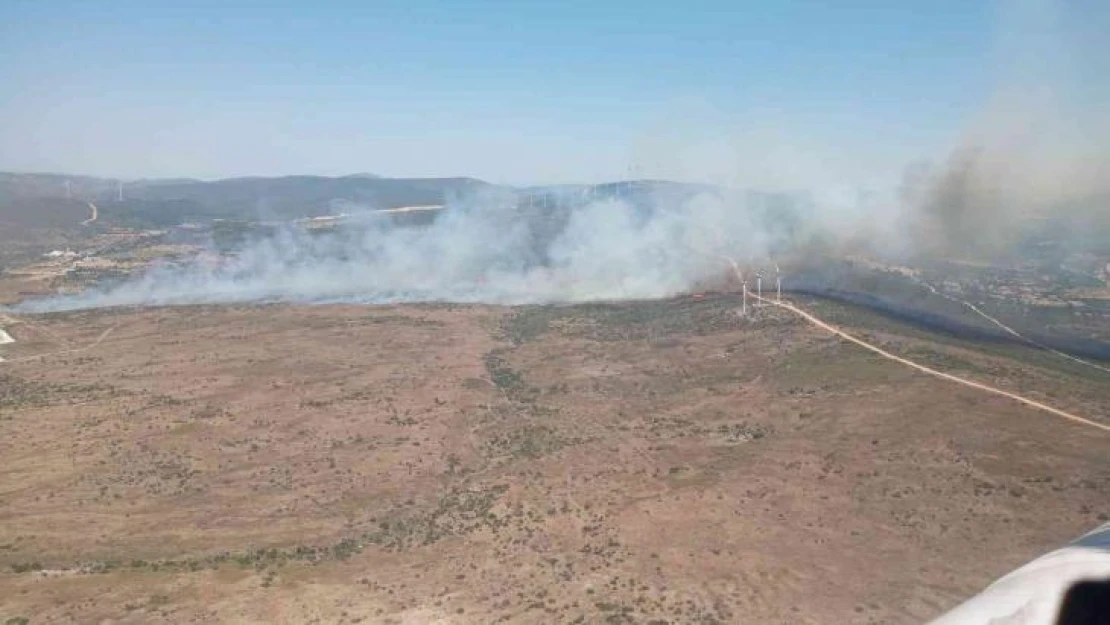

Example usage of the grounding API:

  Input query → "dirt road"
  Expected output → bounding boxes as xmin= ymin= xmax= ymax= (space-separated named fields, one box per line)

xmin=81 ymin=201 xmax=98 ymax=226
xmin=0 ymin=325 xmax=115 ymax=365
xmin=723 ymin=259 xmax=1110 ymax=434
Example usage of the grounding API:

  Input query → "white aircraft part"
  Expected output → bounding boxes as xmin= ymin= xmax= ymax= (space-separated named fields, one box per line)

xmin=928 ymin=523 xmax=1110 ymax=624
xmin=0 ymin=328 xmax=12 ymax=362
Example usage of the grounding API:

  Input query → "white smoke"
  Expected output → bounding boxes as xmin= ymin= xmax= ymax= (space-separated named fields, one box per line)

xmin=17 ymin=187 xmax=822 ymax=312
xmin=14 ymin=0 xmax=1105 ymax=313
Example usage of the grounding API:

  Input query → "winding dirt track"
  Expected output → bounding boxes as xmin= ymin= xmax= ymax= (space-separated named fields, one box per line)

xmin=81 ymin=201 xmax=98 ymax=226
xmin=0 ymin=325 xmax=115 ymax=365
xmin=723 ymin=259 xmax=1110 ymax=435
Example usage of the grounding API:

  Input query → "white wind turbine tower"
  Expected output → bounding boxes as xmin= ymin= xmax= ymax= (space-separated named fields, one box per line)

xmin=775 ymin=263 xmax=782 ymax=302
xmin=733 ymin=266 xmax=747 ymax=317
xmin=755 ymin=271 xmax=763 ymax=307
xmin=117 ymin=180 xmax=124 ymax=202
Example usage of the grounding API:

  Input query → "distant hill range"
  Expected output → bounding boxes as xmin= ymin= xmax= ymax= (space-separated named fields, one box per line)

xmin=0 ymin=171 xmax=750 ymax=229
xmin=0 ymin=171 xmax=505 ymax=227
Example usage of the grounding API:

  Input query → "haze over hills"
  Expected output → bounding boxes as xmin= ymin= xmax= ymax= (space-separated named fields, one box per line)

xmin=3 ymin=169 xmax=1107 ymax=353
xmin=122 ymin=175 xmax=496 ymax=218
xmin=0 ymin=171 xmax=500 ymax=221
xmin=0 ymin=170 xmax=757 ymax=230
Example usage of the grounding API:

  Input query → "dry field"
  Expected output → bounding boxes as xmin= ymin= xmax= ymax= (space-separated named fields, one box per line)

xmin=1 ymin=294 xmax=1108 ymax=624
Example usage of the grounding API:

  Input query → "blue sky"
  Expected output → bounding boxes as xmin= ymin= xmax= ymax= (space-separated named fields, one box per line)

xmin=0 ymin=1 xmax=1102 ymax=186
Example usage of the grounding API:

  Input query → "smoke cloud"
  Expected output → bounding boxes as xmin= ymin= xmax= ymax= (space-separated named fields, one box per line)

xmin=17 ymin=188 xmax=808 ymax=313
xmin=903 ymin=0 xmax=1110 ymax=257
xmin=12 ymin=0 xmax=1110 ymax=313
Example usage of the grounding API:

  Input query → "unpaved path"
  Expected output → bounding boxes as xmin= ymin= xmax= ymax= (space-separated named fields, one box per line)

xmin=0 ymin=314 xmax=73 ymax=349
xmin=722 ymin=258 xmax=1110 ymax=434
xmin=0 ymin=325 xmax=115 ymax=365
xmin=81 ymin=201 xmax=98 ymax=226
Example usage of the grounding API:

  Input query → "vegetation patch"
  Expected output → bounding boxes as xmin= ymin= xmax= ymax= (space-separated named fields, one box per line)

xmin=566 ymin=298 xmax=742 ymax=342
xmin=363 ymin=485 xmax=509 ymax=550
xmin=11 ymin=485 xmax=508 ymax=573
xmin=643 ymin=416 xmax=770 ymax=444
xmin=0 ymin=373 xmax=114 ymax=410
xmin=366 ymin=314 xmax=446 ymax=328
xmin=484 ymin=424 xmax=569 ymax=459
xmin=901 ymin=346 xmax=989 ymax=375
xmin=485 ymin=351 xmax=525 ymax=393
xmin=500 ymin=296 xmax=742 ymax=345
xmin=483 ymin=350 xmax=552 ymax=412
xmin=500 ymin=306 xmax=564 ymax=344
xmin=714 ymin=422 xmax=770 ymax=443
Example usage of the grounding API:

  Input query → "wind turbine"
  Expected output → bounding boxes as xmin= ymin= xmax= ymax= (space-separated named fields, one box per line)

xmin=731 ymin=265 xmax=748 ymax=317
xmin=775 ymin=263 xmax=782 ymax=302
xmin=755 ymin=272 xmax=763 ymax=307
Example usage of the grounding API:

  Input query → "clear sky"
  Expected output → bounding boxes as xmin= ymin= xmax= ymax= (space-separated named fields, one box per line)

xmin=0 ymin=1 xmax=1104 ymax=186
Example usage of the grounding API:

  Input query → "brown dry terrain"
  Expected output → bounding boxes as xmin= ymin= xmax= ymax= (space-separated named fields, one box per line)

xmin=1 ymin=294 xmax=1109 ymax=625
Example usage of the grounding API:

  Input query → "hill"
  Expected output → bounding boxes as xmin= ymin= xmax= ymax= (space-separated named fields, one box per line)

xmin=0 ymin=197 xmax=96 ymax=271
xmin=122 ymin=175 xmax=498 ymax=219
xmin=0 ymin=172 xmax=116 ymax=202
xmin=0 ymin=172 xmax=503 ymax=225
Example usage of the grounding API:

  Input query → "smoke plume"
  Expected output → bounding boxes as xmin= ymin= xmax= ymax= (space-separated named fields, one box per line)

xmin=13 ymin=0 xmax=1110 ymax=313
xmin=17 ymin=189 xmax=807 ymax=312
xmin=903 ymin=0 xmax=1110 ymax=257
